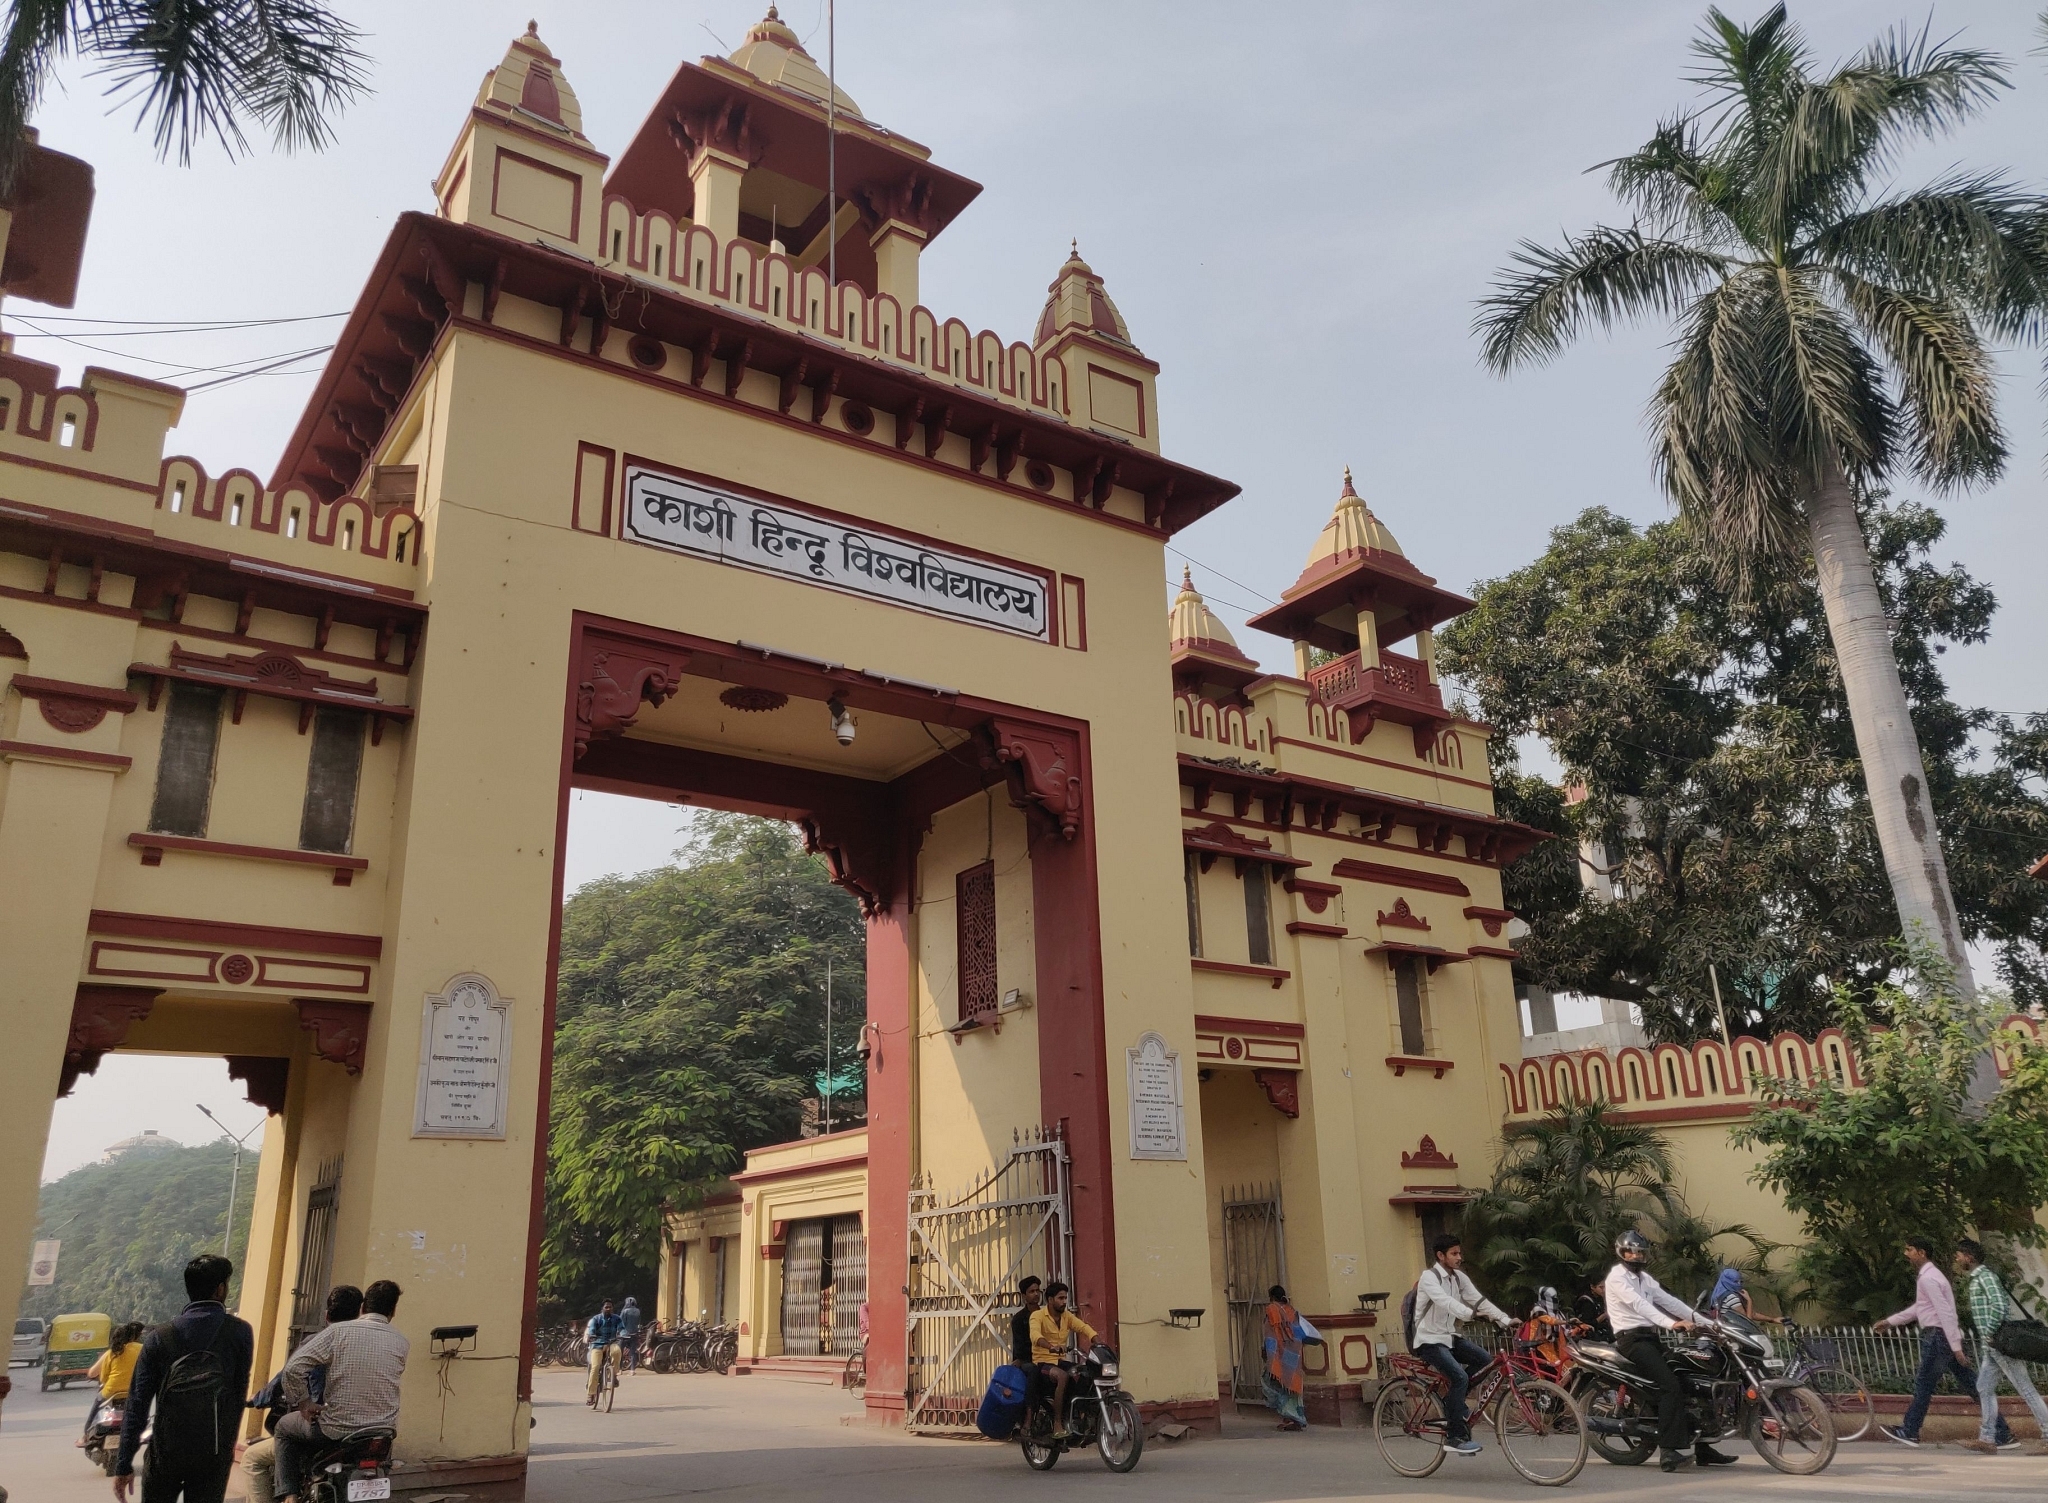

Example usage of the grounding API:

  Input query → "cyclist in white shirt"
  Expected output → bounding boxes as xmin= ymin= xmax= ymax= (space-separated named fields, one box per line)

xmin=1413 ymin=1234 xmax=1515 ymax=1456
xmin=1604 ymin=1230 xmax=1736 ymax=1472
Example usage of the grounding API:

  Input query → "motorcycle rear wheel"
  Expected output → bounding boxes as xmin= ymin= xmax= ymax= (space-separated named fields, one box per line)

xmin=1580 ymin=1382 xmax=1655 ymax=1466
xmin=1749 ymin=1385 xmax=1836 ymax=1475
xmin=1096 ymin=1394 xmax=1143 ymax=1472
xmin=1021 ymin=1435 xmax=1061 ymax=1470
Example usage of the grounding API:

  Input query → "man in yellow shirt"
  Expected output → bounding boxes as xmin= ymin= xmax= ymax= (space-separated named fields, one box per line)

xmin=1028 ymin=1282 xmax=1097 ymax=1439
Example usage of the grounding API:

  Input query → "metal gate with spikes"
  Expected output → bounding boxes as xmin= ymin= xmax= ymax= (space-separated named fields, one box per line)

xmin=905 ymin=1127 xmax=1072 ymax=1433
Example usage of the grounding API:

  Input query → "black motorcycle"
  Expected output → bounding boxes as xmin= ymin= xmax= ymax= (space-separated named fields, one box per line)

xmin=1019 ymin=1342 xmax=1144 ymax=1473
xmin=83 ymin=1394 xmax=123 ymax=1475
xmin=300 ymin=1425 xmax=397 ymax=1502
xmin=1567 ymin=1309 xmax=1835 ymax=1475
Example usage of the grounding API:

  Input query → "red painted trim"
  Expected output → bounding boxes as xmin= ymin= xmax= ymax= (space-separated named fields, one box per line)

xmin=1194 ymin=1014 xmax=1306 ymax=1039
xmin=571 ymin=442 xmax=615 ymax=537
xmin=1081 ymin=364 xmax=1148 ymax=438
xmin=88 ymin=940 xmax=219 ymax=983
xmin=1388 ymin=1189 xmax=1477 ymax=1205
xmin=471 ymin=105 xmax=609 ymax=166
xmin=1059 ymin=573 xmax=1087 ymax=652
xmin=1332 ymin=858 xmax=1472 ymax=896
xmin=135 ymin=616 xmax=401 ymax=676
xmin=1191 ymin=957 xmax=1289 ymax=988
xmin=252 ymin=956 xmax=370 ymax=993
xmin=9 ymin=674 xmax=139 ymax=711
xmin=1285 ymin=921 xmax=1347 ymax=937
xmin=0 ymin=449 xmax=159 ymax=495
xmin=126 ymin=832 xmax=368 ymax=876
xmin=1385 ymin=1055 xmax=1455 ymax=1079
xmin=87 ymin=909 xmax=382 ymax=958
xmin=490 ymin=145 xmax=586 ymax=241
xmin=1466 ymin=945 xmax=1518 ymax=960
xmin=727 ymin=1151 xmax=869 ymax=1186
xmin=0 ymin=737 xmax=130 ymax=769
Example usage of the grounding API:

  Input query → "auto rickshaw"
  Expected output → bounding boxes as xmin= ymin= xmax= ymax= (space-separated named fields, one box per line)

xmin=42 ymin=1311 xmax=109 ymax=1391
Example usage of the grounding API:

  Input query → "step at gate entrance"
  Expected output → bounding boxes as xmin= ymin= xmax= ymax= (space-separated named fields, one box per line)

xmin=905 ymin=1128 xmax=1072 ymax=1433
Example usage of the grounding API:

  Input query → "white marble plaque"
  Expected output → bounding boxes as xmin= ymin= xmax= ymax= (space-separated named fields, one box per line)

xmin=1126 ymin=1031 xmax=1186 ymax=1161
xmin=413 ymin=972 xmax=511 ymax=1139
xmin=621 ymin=465 xmax=1053 ymax=641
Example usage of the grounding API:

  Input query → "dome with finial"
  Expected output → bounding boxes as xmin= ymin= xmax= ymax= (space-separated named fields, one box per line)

xmin=1169 ymin=566 xmax=1244 ymax=655
xmin=728 ymin=5 xmax=864 ymax=118
xmin=1034 ymin=240 xmax=1136 ymax=348
xmin=471 ymin=20 xmax=591 ymax=142
xmin=1302 ymin=467 xmax=1404 ymax=573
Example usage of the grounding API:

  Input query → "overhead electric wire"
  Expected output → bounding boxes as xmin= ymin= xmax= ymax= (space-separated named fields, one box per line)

xmin=10 ymin=311 xmax=348 ymax=329
xmin=180 ymin=348 xmax=334 ymax=393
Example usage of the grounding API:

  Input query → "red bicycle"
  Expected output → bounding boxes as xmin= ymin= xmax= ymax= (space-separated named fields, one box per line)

xmin=1373 ymin=1338 xmax=1588 ymax=1486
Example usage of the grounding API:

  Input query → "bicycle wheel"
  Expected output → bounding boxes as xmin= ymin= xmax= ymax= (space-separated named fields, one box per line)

xmin=1373 ymin=1376 xmax=1448 ymax=1478
xmin=1096 ymin=1394 xmax=1144 ymax=1472
xmin=1804 ymin=1365 xmax=1872 ymax=1443
xmin=1749 ymin=1385 xmax=1835 ymax=1475
xmin=600 ymin=1354 xmax=619 ymax=1412
xmin=1492 ymin=1376 xmax=1587 ymax=1487
xmin=842 ymin=1348 xmax=865 ymax=1392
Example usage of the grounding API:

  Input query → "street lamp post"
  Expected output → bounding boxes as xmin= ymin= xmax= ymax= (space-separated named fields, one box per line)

xmin=197 ymin=1103 xmax=264 ymax=1257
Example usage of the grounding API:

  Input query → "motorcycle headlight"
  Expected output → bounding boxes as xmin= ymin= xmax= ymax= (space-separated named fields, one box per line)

xmin=1098 ymin=1363 xmax=1118 ymax=1379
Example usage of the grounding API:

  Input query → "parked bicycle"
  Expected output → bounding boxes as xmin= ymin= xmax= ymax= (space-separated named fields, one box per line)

xmin=1776 ymin=1322 xmax=1873 ymax=1443
xmin=1374 ymin=1337 xmax=1588 ymax=1486
xmin=842 ymin=1342 xmax=866 ymax=1394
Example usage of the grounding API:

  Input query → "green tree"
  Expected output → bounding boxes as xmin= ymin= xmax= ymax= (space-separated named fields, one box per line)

xmin=1731 ymin=952 xmax=2048 ymax=1318
xmin=542 ymin=813 xmax=865 ymax=1307
xmin=24 ymin=1140 xmax=258 ymax=1324
xmin=1439 ymin=502 xmax=2048 ymax=1038
xmin=0 ymin=0 xmax=370 ymax=191
xmin=1476 ymin=3 xmax=2048 ymax=999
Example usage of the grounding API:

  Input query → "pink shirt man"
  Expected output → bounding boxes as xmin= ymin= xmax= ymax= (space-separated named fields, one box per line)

xmin=1881 ymin=1257 xmax=1962 ymax=1352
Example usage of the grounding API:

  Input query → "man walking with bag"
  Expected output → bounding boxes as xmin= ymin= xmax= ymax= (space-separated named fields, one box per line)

xmin=1955 ymin=1240 xmax=2048 ymax=1456
xmin=1877 ymin=1237 xmax=2012 ymax=1448
xmin=112 ymin=1254 xmax=255 ymax=1503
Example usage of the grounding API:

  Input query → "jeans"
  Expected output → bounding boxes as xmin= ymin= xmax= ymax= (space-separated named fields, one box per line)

xmin=1977 ymin=1341 xmax=2048 ymax=1443
xmin=1616 ymin=1328 xmax=1692 ymax=1453
xmin=1417 ymin=1336 xmax=1490 ymax=1441
xmin=1900 ymin=1328 xmax=2011 ymax=1442
xmin=269 ymin=1410 xmax=335 ymax=1500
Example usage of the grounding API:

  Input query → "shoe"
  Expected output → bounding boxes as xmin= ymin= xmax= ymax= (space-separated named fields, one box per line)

xmin=1695 ymin=1444 xmax=1739 ymax=1466
xmin=1051 ymin=1428 xmax=1070 ymax=1443
xmin=1445 ymin=1438 xmax=1483 ymax=1456
xmin=1660 ymin=1449 xmax=1693 ymax=1472
xmin=1880 ymin=1425 xmax=1920 ymax=1447
xmin=1959 ymin=1439 xmax=1998 ymax=1454
xmin=1996 ymin=1438 xmax=2022 ymax=1452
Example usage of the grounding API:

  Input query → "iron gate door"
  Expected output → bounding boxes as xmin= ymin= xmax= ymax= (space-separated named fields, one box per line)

xmin=1223 ymin=1182 xmax=1287 ymax=1403
xmin=831 ymin=1214 xmax=867 ymax=1357
xmin=287 ymin=1157 xmax=343 ymax=1352
xmin=906 ymin=1128 xmax=1072 ymax=1433
xmin=781 ymin=1220 xmax=825 ymax=1355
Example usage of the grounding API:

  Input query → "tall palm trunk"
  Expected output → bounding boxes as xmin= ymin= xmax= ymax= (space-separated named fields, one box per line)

xmin=1806 ymin=462 xmax=1978 ymax=997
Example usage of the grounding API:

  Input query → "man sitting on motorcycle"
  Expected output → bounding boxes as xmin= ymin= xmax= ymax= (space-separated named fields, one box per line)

xmin=1413 ymin=1235 xmax=1515 ymax=1456
xmin=1029 ymin=1282 xmax=1097 ymax=1441
xmin=1011 ymin=1276 xmax=1045 ymax=1429
xmin=1605 ymin=1229 xmax=1737 ymax=1472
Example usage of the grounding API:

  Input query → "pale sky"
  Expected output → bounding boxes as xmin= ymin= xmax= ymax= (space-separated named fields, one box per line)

xmin=29 ymin=2 xmax=2048 ymax=1177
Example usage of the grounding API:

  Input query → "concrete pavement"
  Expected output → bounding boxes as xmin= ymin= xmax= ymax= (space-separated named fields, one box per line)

xmin=5 ymin=1362 xmax=2045 ymax=1502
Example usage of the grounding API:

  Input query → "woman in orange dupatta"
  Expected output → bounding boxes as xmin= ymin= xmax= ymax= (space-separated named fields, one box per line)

xmin=1262 ymin=1284 xmax=1308 ymax=1430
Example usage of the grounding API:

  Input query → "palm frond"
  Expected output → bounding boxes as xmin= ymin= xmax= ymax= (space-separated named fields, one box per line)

xmin=1604 ymin=117 xmax=1745 ymax=249
xmin=0 ymin=0 xmax=77 ymax=194
xmin=1476 ymin=227 xmax=1730 ymax=372
xmin=1800 ymin=175 xmax=2040 ymax=304
xmin=1831 ymin=272 xmax=2005 ymax=489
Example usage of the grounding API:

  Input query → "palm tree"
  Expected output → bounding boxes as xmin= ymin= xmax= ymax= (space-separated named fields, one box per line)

xmin=0 ymin=0 xmax=369 ymax=194
xmin=1476 ymin=4 xmax=2048 ymax=1000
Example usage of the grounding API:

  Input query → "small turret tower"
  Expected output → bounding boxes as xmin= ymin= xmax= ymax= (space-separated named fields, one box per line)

xmin=1033 ymin=243 xmax=1160 ymax=452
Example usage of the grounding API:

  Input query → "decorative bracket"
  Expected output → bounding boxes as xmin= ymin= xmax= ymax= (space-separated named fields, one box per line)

xmin=226 ymin=1055 xmax=290 ymax=1116
xmin=1378 ymin=896 xmax=1431 ymax=931
xmin=1400 ymin=1134 xmax=1458 ymax=1170
xmin=59 ymin=984 xmax=163 ymax=1095
xmin=573 ymin=640 xmax=690 ymax=761
xmin=295 ymin=999 xmax=372 ymax=1074
xmin=11 ymin=674 xmax=138 ymax=734
xmin=1253 ymin=1067 xmax=1300 ymax=1118
xmin=984 ymin=717 xmax=1084 ymax=841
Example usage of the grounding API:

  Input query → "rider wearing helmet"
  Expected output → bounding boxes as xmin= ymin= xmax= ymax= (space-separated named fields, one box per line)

xmin=1604 ymin=1230 xmax=1737 ymax=1472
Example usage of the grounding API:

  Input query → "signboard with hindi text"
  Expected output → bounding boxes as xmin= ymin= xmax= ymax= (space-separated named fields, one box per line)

xmin=621 ymin=464 xmax=1054 ymax=642
xmin=413 ymin=973 xmax=511 ymax=1139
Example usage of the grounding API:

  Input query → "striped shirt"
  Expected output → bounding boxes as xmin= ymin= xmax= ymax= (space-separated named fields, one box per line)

xmin=1965 ymin=1264 xmax=2008 ymax=1339
xmin=282 ymin=1313 xmax=409 ymax=1434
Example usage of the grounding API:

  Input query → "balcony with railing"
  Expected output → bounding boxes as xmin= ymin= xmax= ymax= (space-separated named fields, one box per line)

xmin=1305 ymin=648 xmax=1449 ymax=752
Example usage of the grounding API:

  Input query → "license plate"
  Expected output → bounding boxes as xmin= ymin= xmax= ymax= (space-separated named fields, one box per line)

xmin=346 ymin=1480 xmax=392 ymax=1501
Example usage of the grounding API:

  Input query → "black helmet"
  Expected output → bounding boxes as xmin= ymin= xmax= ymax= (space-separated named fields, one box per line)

xmin=1615 ymin=1229 xmax=1654 ymax=1261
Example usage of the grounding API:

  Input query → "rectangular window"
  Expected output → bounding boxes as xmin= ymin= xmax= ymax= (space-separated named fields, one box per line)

xmin=147 ymin=682 xmax=225 ymax=837
xmin=299 ymin=708 xmax=367 ymax=854
xmin=1184 ymin=850 xmax=1203 ymax=958
xmin=1394 ymin=954 xmax=1427 ymax=1056
xmin=1242 ymin=867 xmax=1273 ymax=967
xmin=956 ymin=859 xmax=998 ymax=1026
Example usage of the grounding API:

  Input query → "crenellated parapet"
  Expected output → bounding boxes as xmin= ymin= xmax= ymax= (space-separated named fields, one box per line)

xmin=1503 ymin=1014 xmax=2045 ymax=1123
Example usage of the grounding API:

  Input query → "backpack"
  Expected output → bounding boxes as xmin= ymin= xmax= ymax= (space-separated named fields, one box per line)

xmin=147 ymin=1316 xmax=240 ymax=1469
xmin=1400 ymin=1278 xmax=1422 ymax=1353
